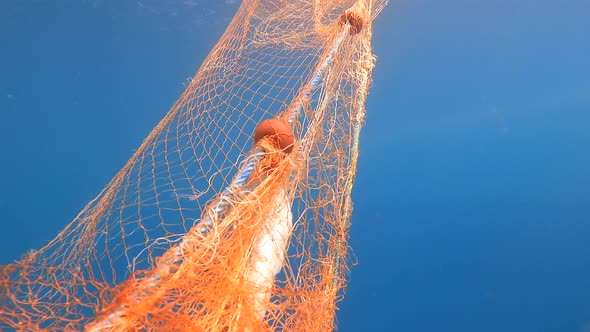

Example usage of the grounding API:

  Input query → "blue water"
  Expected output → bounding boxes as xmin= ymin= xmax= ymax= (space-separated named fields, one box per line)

xmin=1 ymin=1 xmax=589 ymax=331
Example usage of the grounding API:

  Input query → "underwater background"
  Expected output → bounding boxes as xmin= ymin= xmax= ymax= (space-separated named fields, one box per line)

xmin=1 ymin=1 xmax=589 ymax=331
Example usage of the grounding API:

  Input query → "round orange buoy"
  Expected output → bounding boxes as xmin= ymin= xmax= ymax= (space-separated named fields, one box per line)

xmin=254 ymin=119 xmax=295 ymax=154
xmin=339 ymin=9 xmax=365 ymax=35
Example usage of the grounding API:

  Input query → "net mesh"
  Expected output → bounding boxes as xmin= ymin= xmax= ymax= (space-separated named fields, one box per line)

xmin=0 ymin=0 xmax=387 ymax=330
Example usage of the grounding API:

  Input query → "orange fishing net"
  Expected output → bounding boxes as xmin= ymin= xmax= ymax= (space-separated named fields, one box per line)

xmin=0 ymin=0 xmax=387 ymax=330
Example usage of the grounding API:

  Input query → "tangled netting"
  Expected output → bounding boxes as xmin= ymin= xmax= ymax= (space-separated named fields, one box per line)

xmin=0 ymin=0 xmax=387 ymax=330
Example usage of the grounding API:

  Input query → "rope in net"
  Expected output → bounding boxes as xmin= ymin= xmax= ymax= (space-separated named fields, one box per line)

xmin=0 ymin=0 xmax=387 ymax=330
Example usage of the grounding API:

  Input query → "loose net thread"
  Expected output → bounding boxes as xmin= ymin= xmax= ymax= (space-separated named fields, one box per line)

xmin=0 ymin=0 xmax=387 ymax=331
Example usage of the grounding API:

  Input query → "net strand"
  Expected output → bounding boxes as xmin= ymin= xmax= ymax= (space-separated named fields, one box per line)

xmin=86 ymin=18 xmax=354 ymax=331
xmin=0 ymin=1 xmax=387 ymax=330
